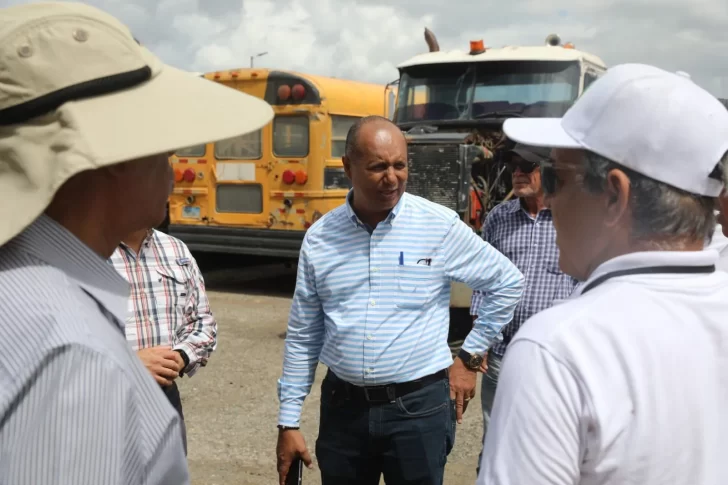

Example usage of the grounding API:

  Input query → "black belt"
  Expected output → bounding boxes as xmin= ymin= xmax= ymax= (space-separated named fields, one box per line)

xmin=327 ymin=368 xmax=448 ymax=404
xmin=581 ymin=264 xmax=715 ymax=294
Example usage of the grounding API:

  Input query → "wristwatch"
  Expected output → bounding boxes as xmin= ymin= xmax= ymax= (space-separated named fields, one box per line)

xmin=277 ymin=425 xmax=300 ymax=431
xmin=457 ymin=349 xmax=484 ymax=371
xmin=175 ymin=349 xmax=190 ymax=377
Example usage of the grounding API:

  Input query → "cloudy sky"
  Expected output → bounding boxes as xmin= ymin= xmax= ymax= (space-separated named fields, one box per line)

xmin=7 ymin=0 xmax=728 ymax=97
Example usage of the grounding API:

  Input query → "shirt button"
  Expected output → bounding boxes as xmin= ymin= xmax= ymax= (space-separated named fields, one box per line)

xmin=370 ymin=299 xmax=376 ymax=306
xmin=372 ymin=267 xmax=379 ymax=272
xmin=365 ymin=368 xmax=373 ymax=374
xmin=366 ymin=334 xmax=374 ymax=340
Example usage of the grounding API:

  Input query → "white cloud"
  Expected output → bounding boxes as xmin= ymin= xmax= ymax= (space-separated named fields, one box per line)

xmin=4 ymin=0 xmax=728 ymax=98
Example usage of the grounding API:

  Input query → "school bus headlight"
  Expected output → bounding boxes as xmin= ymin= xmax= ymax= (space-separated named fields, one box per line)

xmin=282 ymin=169 xmax=296 ymax=185
xmin=278 ymin=84 xmax=291 ymax=101
xmin=294 ymin=170 xmax=308 ymax=185
xmin=182 ymin=168 xmax=196 ymax=183
xmin=292 ymin=83 xmax=306 ymax=101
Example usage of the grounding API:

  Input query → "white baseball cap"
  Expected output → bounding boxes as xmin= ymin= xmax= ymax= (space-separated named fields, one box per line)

xmin=503 ymin=63 xmax=728 ymax=197
xmin=0 ymin=2 xmax=274 ymax=246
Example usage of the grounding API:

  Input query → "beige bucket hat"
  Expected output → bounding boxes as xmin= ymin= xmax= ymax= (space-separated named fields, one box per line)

xmin=0 ymin=1 xmax=274 ymax=246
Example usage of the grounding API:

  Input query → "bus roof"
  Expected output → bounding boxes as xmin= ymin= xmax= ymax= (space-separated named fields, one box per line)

xmin=397 ymin=45 xmax=607 ymax=70
xmin=203 ymin=68 xmax=392 ymax=115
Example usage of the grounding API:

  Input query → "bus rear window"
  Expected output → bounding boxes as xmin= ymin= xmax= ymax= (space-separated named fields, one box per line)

xmin=175 ymin=144 xmax=206 ymax=157
xmin=273 ymin=116 xmax=309 ymax=157
xmin=331 ymin=115 xmax=361 ymax=158
xmin=214 ymin=129 xmax=262 ymax=160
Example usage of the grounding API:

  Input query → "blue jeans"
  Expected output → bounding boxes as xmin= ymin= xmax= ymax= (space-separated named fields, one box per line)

xmin=315 ymin=369 xmax=456 ymax=485
xmin=476 ymin=352 xmax=502 ymax=476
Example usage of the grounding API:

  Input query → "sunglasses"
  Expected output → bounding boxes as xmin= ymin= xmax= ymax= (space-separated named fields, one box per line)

xmin=505 ymin=160 xmax=539 ymax=174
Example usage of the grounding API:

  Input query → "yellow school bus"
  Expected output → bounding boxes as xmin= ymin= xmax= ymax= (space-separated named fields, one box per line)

xmin=165 ymin=68 xmax=397 ymax=258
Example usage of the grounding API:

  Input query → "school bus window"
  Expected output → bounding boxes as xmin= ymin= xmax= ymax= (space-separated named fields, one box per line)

xmin=331 ymin=115 xmax=361 ymax=158
xmin=175 ymin=143 xmax=206 ymax=157
xmin=216 ymin=184 xmax=263 ymax=214
xmin=273 ymin=116 xmax=309 ymax=157
xmin=214 ymin=129 xmax=262 ymax=160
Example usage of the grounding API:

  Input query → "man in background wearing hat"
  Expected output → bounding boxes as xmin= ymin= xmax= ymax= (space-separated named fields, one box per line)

xmin=470 ymin=142 xmax=578 ymax=475
xmin=475 ymin=63 xmax=728 ymax=484
xmin=0 ymin=2 xmax=272 ymax=484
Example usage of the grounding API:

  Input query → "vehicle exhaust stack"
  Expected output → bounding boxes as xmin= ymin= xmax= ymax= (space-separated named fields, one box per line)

xmin=545 ymin=33 xmax=561 ymax=46
xmin=425 ymin=27 xmax=440 ymax=52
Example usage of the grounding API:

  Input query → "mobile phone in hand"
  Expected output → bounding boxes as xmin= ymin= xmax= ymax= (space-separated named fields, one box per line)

xmin=285 ymin=457 xmax=303 ymax=485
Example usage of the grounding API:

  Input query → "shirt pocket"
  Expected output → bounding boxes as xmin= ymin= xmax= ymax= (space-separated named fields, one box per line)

xmin=545 ymin=258 xmax=562 ymax=275
xmin=543 ymin=259 xmax=576 ymax=303
xmin=154 ymin=266 xmax=192 ymax=319
xmin=395 ymin=264 xmax=437 ymax=309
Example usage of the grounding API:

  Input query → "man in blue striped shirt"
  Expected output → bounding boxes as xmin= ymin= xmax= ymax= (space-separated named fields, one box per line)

xmin=470 ymin=143 xmax=579 ymax=475
xmin=276 ymin=116 xmax=524 ymax=485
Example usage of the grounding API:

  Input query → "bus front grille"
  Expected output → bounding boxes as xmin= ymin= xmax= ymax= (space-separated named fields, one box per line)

xmin=406 ymin=143 xmax=461 ymax=211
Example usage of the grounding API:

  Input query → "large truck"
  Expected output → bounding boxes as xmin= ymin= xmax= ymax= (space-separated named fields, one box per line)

xmin=393 ymin=30 xmax=608 ymax=349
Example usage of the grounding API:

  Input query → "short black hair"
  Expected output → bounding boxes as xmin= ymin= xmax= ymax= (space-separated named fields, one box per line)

xmin=344 ymin=115 xmax=399 ymax=160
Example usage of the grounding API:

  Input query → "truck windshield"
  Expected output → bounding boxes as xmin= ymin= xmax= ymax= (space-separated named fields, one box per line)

xmin=394 ymin=60 xmax=581 ymax=124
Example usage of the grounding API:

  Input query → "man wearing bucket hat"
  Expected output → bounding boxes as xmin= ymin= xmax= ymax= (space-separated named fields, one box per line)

xmin=476 ymin=63 xmax=728 ymax=484
xmin=0 ymin=2 xmax=272 ymax=484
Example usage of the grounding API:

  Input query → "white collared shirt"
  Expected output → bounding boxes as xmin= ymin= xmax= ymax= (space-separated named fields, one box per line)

xmin=477 ymin=249 xmax=728 ymax=485
xmin=706 ymin=224 xmax=728 ymax=272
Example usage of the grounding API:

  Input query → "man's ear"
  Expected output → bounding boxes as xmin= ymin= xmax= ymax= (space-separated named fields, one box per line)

xmin=603 ymin=168 xmax=631 ymax=227
xmin=717 ymin=191 xmax=728 ymax=220
xmin=342 ymin=155 xmax=352 ymax=181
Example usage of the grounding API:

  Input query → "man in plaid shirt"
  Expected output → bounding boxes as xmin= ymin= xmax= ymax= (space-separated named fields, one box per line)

xmin=110 ymin=227 xmax=217 ymax=454
xmin=471 ymin=143 xmax=578 ymax=472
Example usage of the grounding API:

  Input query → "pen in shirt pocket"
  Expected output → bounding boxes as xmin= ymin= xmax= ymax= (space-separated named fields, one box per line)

xmin=399 ymin=251 xmax=404 ymax=265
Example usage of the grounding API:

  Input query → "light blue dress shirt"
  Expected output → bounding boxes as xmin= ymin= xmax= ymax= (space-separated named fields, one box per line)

xmin=277 ymin=191 xmax=524 ymax=426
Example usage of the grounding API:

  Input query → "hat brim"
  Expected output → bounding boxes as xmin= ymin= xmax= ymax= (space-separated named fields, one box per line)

xmin=503 ymin=118 xmax=582 ymax=149
xmin=0 ymin=61 xmax=274 ymax=247
xmin=66 ymin=64 xmax=274 ymax=166
xmin=509 ymin=148 xmax=545 ymax=165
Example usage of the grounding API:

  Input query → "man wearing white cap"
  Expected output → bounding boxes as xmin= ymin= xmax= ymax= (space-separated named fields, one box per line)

xmin=0 ymin=2 xmax=272 ymax=484
xmin=476 ymin=63 xmax=728 ymax=484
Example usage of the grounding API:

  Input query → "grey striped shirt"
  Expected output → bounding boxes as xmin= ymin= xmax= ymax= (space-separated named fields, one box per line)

xmin=0 ymin=215 xmax=189 ymax=484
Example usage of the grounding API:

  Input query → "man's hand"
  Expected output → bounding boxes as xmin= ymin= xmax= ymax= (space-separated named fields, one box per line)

xmin=448 ymin=357 xmax=478 ymax=424
xmin=136 ymin=346 xmax=182 ymax=386
xmin=480 ymin=351 xmax=489 ymax=373
xmin=171 ymin=350 xmax=186 ymax=373
xmin=276 ymin=429 xmax=313 ymax=485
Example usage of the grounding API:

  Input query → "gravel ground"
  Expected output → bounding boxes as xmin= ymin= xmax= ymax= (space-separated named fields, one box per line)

xmin=178 ymin=261 xmax=485 ymax=485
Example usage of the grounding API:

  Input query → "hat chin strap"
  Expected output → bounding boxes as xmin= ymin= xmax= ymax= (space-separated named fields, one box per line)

xmin=0 ymin=66 xmax=152 ymax=126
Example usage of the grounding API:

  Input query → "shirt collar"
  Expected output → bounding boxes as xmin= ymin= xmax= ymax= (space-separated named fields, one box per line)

xmin=570 ymin=249 xmax=719 ymax=298
xmin=344 ymin=189 xmax=407 ymax=229
xmin=118 ymin=228 xmax=155 ymax=258
xmin=515 ymin=198 xmax=551 ymax=221
xmin=12 ymin=214 xmax=131 ymax=328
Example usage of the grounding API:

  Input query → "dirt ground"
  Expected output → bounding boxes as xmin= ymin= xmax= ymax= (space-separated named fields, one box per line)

xmin=178 ymin=261 xmax=485 ymax=485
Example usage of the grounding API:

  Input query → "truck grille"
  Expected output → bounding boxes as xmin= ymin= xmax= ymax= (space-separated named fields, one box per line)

xmin=406 ymin=143 xmax=461 ymax=211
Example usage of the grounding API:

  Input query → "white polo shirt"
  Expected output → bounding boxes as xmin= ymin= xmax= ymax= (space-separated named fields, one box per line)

xmin=706 ymin=224 xmax=728 ymax=272
xmin=477 ymin=249 xmax=728 ymax=485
